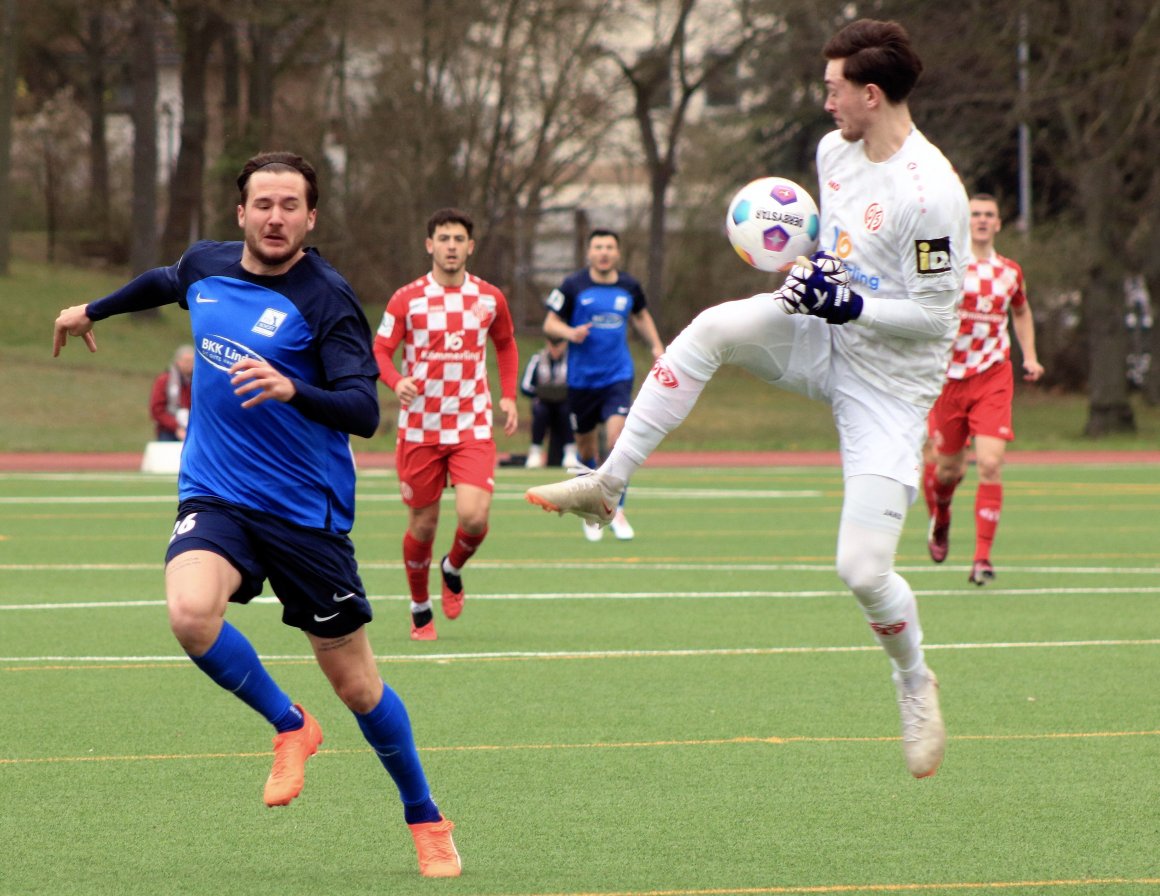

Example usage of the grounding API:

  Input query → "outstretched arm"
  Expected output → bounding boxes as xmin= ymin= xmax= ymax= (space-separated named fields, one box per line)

xmin=53 ymin=305 xmax=99 ymax=356
xmin=53 ymin=267 xmax=180 ymax=356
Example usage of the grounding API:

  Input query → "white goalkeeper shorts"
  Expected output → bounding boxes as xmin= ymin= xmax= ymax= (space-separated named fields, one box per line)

xmin=666 ymin=293 xmax=925 ymax=494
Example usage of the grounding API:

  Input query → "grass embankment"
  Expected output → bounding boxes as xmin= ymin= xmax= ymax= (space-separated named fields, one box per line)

xmin=2 ymin=246 xmax=1158 ymax=453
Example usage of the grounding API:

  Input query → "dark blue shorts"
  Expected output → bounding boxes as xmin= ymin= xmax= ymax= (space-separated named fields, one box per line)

xmin=568 ymin=379 xmax=633 ymax=435
xmin=165 ymin=497 xmax=373 ymax=638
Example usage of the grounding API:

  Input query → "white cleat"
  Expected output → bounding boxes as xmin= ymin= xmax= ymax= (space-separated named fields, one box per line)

xmin=583 ymin=520 xmax=605 ymax=542
xmin=525 ymin=470 xmax=619 ymax=527
xmin=609 ymin=509 xmax=634 ymax=541
xmin=525 ymin=445 xmax=545 ymax=469
xmin=894 ymin=668 xmax=945 ymax=778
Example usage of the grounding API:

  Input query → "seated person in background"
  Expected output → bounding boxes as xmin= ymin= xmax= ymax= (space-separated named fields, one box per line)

xmin=520 ymin=337 xmax=576 ymax=468
xmin=150 ymin=344 xmax=194 ymax=441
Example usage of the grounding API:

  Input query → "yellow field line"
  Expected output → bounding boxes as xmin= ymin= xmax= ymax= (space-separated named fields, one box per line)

xmin=511 ymin=880 xmax=1160 ymax=895
xmin=4 ymin=729 xmax=1159 ymax=766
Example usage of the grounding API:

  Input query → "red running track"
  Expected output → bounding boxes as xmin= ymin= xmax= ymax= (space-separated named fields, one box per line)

xmin=1 ymin=449 xmax=1158 ymax=472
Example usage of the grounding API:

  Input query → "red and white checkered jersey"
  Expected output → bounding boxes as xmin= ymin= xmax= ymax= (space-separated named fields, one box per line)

xmin=945 ymin=252 xmax=1026 ymax=380
xmin=374 ymin=273 xmax=517 ymax=445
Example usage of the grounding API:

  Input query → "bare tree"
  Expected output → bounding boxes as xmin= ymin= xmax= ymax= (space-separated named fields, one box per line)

xmin=1027 ymin=0 xmax=1160 ymax=434
xmin=0 ymin=0 xmax=16 ymax=275
xmin=599 ymin=0 xmax=759 ymax=326
xmin=337 ymin=0 xmax=618 ymax=319
xmin=159 ymin=1 xmax=221 ymax=262
xmin=76 ymin=6 xmax=122 ymax=238
xmin=128 ymin=0 xmax=159 ymax=275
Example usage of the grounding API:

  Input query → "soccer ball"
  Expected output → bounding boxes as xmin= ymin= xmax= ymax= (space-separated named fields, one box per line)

xmin=725 ymin=177 xmax=820 ymax=272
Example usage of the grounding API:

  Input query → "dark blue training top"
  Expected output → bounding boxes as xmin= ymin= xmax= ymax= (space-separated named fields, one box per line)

xmin=87 ymin=241 xmax=379 ymax=532
xmin=545 ymin=269 xmax=648 ymax=389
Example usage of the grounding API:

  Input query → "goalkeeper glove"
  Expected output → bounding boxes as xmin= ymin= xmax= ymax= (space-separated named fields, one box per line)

xmin=774 ymin=251 xmax=864 ymax=325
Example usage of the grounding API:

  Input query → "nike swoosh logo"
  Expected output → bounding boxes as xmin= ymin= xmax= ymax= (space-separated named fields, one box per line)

xmin=580 ymin=298 xmax=595 ymax=305
xmin=195 ymin=293 xmax=218 ymax=303
xmin=314 ymin=612 xmax=340 ymax=622
xmin=602 ymin=501 xmax=615 ymax=515
xmin=333 ymin=592 xmax=356 ymax=602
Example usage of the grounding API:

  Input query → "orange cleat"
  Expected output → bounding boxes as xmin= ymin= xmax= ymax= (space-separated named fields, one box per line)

xmin=409 ymin=818 xmax=461 ymax=878
xmin=263 ymin=705 xmax=323 ymax=807
xmin=440 ymin=555 xmax=465 ymax=620
xmin=411 ymin=619 xmax=437 ymax=641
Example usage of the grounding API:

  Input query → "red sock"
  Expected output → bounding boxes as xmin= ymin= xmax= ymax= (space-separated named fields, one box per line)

xmin=974 ymin=482 xmax=1002 ymax=562
xmin=931 ymin=473 xmax=960 ymax=524
xmin=403 ymin=531 xmax=432 ymax=602
xmin=448 ymin=525 xmax=487 ymax=570
xmin=922 ymin=462 xmax=938 ymax=517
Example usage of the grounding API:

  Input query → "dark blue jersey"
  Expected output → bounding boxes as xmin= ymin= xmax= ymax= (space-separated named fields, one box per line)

xmin=90 ymin=241 xmax=378 ymax=532
xmin=545 ymin=270 xmax=647 ymax=389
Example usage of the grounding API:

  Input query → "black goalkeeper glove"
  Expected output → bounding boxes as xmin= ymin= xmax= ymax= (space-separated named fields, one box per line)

xmin=774 ymin=251 xmax=864 ymax=325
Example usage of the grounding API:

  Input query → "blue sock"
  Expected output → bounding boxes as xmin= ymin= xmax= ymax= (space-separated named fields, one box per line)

xmin=189 ymin=621 xmax=302 ymax=733
xmin=356 ymin=684 xmax=441 ymax=824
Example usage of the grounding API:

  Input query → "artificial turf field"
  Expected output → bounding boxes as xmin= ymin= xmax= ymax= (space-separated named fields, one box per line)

xmin=2 ymin=462 xmax=1159 ymax=896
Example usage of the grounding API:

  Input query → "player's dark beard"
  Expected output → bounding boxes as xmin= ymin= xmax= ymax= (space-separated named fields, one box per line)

xmin=247 ymin=234 xmax=302 ymax=268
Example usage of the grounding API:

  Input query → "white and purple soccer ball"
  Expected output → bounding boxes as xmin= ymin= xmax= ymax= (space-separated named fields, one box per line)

xmin=725 ymin=177 xmax=820 ymax=273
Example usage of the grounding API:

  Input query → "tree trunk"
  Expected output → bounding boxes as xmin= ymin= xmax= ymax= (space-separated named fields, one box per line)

xmin=84 ymin=10 xmax=111 ymax=237
xmin=1082 ymin=262 xmax=1136 ymax=435
xmin=0 ymin=0 xmax=16 ymax=276
xmin=160 ymin=3 xmax=218 ymax=262
xmin=129 ymin=0 xmax=159 ymax=276
xmin=246 ymin=22 xmax=275 ymax=147
xmin=646 ymin=164 xmax=670 ymax=329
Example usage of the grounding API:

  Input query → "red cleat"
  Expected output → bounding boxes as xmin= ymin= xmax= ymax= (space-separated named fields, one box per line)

xmin=440 ymin=555 xmax=464 ymax=620
xmin=411 ymin=619 xmax=437 ymax=641
xmin=927 ymin=516 xmax=950 ymax=564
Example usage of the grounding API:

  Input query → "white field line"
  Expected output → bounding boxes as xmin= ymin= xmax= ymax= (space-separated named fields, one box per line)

xmin=4 ymin=560 xmax=1160 ymax=575
xmin=0 ymin=488 xmax=823 ymax=505
xmin=4 ymin=638 xmax=1160 ymax=666
xmin=4 ymin=584 xmax=1160 ymax=614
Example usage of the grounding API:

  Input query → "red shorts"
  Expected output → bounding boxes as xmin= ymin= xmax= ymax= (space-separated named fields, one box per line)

xmin=395 ymin=438 xmax=497 ymax=508
xmin=928 ymin=361 xmax=1015 ymax=456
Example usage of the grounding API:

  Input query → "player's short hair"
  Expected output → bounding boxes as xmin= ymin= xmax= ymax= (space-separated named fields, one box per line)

xmin=970 ymin=192 xmax=1000 ymax=206
xmin=237 ymin=152 xmax=319 ymax=210
xmin=588 ymin=228 xmax=620 ymax=246
xmin=823 ymin=19 xmax=923 ymax=104
xmin=427 ymin=208 xmax=474 ymax=238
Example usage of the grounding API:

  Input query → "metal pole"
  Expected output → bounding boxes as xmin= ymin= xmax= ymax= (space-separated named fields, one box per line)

xmin=1017 ymin=10 xmax=1032 ymax=235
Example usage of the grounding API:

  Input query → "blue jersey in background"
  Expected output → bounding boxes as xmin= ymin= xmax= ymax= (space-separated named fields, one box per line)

xmin=545 ymin=270 xmax=648 ymax=389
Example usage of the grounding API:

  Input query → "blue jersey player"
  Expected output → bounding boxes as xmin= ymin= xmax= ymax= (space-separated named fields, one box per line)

xmin=542 ymin=229 xmax=664 ymax=542
xmin=52 ymin=152 xmax=461 ymax=878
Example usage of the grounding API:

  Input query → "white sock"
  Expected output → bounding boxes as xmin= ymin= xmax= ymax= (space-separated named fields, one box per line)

xmin=410 ymin=599 xmax=433 ymax=614
xmin=836 ymin=475 xmax=926 ymax=678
